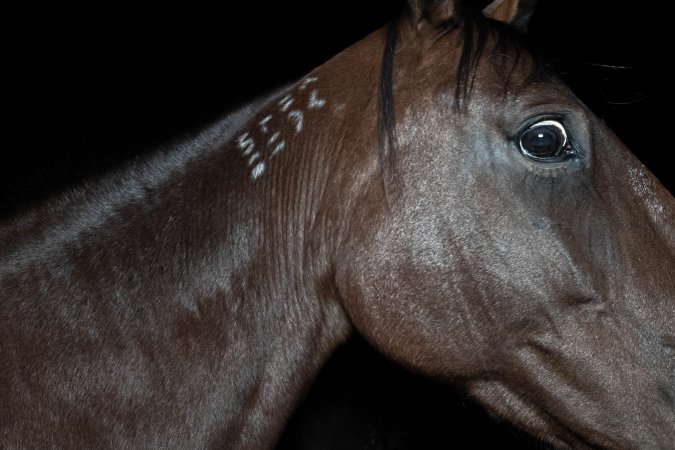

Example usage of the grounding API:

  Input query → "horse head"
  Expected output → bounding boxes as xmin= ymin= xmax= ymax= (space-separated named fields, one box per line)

xmin=333 ymin=1 xmax=674 ymax=447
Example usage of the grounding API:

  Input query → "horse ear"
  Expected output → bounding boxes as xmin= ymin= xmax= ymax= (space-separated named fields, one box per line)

xmin=482 ymin=0 xmax=537 ymax=31
xmin=407 ymin=0 xmax=537 ymax=31
xmin=407 ymin=0 xmax=457 ymax=25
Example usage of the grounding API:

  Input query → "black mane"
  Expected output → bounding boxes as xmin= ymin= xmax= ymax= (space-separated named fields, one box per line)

xmin=377 ymin=8 xmax=549 ymax=187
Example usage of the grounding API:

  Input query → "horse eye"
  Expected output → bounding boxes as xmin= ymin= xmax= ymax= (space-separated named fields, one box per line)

xmin=518 ymin=120 xmax=570 ymax=161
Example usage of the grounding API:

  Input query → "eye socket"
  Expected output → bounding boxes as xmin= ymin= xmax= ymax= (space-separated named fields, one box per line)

xmin=518 ymin=120 xmax=572 ymax=162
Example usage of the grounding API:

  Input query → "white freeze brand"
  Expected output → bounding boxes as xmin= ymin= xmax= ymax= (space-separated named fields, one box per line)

xmin=235 ymin=75 xmax=327 ymax=180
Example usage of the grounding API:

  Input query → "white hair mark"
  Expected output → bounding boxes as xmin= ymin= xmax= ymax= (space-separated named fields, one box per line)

xmin=279 ymin=95 xmax=294 ymax=112
xmin=251 ymin=162 xmax=265 ymax=180
xmin=237 ymin=132 xmax=255 ymax=156
xmin=272 ymin=141 xmax=286 ymax=156
xmin=259 ymin=115 xmax=272 ymax=133
xmin=308 ymin=89 xmax=326 ymax=109
xmin=299 ymin=76 xmax=318 ymax=91
xmin=288 ymin=110 xmax=304 ymax=133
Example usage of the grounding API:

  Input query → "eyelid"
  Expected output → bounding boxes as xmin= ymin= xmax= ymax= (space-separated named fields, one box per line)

xmin=515 ymin=113 xmax=568 ymax=134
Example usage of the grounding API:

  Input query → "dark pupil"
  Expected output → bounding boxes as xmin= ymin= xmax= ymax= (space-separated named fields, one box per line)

xmin=521 ymin=126 xmax=564 ymax=157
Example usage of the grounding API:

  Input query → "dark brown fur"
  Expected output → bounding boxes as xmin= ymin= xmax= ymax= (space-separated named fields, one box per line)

xmin=1 ymin=1 xmax=673 ymax=448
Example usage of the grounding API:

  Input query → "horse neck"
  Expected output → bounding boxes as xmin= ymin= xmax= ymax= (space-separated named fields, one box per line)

xmin=206 ymin=28 xmax=389 ymax=445
xmin=0 ymin=25 xmax=386 ymax=448
xmin=1 ymin=105 xmax=350 ymax=447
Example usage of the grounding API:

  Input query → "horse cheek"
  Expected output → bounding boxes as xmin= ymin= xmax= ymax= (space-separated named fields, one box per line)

xmin=336 ymin=232 xmax=491 ymax=380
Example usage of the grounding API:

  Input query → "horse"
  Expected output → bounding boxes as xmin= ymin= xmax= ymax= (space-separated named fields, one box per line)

xmin=1 ymin=0 xmax=673 ymax=448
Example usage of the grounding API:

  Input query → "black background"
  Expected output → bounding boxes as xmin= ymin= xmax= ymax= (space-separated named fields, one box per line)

xmin=2 ymin=1 xmax=665 ymax=448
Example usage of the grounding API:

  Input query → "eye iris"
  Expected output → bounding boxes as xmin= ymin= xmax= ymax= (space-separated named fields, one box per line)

xmin=519 ymin=120 xmax=568 ymax=160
